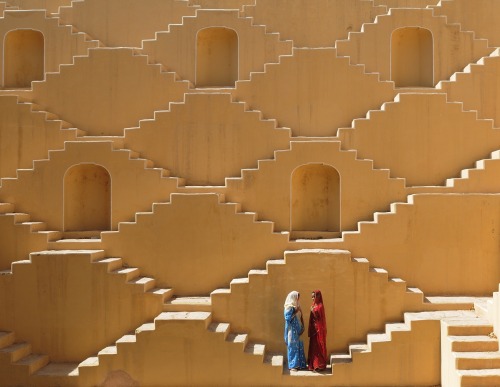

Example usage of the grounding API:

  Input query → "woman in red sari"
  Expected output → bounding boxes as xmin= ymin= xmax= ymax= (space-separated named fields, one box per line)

xmin=308 ymin=290 xmax=327 ymax=371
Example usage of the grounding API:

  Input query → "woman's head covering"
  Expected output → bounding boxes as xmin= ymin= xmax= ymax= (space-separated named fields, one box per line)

xmin=312 ymin=290 xmax=323 ymax=305
xmin=284 ymin=290 xmax=300 ymax=310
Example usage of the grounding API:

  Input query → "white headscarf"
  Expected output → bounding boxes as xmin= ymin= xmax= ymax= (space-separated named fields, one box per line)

xmin=284 ymin=291 xmax=300 ymax=311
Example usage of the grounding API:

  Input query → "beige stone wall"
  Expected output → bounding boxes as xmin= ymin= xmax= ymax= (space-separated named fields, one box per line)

xmin=31 ymin=48 xmax=189 ymax=136
xmin=0 ymin=250 xmax=163 ymax=362
xmin=0 ymin=0 xmax=499 ymax=385
xmin=225 ymin=141 xmax=407 ymax=232
xmin=244 ymin=0 xmax=386 ymax=48
xmin=6 ymin=0 xmax=71 ymax=14
xmin=141 ymin=8 xmax=292 ymax=86
xmin=0 ymin=95 xmax=77 ymax=178
xmin=0 ymin=10 xmax=99 ymax=86
xmin=0 ymin=213 xmax=49 ymax=270
xmin=338 ymin=93 xmax=500 ymax=186
xmin=374 ymin=0 xmax=439 ymax=7
xmin=439 ymin=50 xmax=500 ymax=128
xmin=336 ymin=8 xmax=493 ymax=86
xmin=331 ymin=194 xmax=500 ymax=295
xmin=124 ymin=93 xmax=291 ymax=185
xmin=0 ymin=141 xmax=181 ymax=230
xmin=59 ymin=0 xmax=196 ymax=48
xmin=102 ymin=193 xmax=289 ymax=295
xmin=233 ymin=48 xmax=396 ymax=136
xmin=433 ymin=0 xmax=500 ymax=47
xmin=211 ymin=249 xmax=429 ymax=353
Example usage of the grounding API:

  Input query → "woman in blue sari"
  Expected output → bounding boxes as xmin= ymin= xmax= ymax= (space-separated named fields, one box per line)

xmin=284 ymin=291 xmax=306 ymax=371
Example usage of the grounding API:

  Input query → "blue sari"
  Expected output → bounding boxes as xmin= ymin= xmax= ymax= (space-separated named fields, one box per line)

xmin=284 ymin=307 xmax=306 ymax=370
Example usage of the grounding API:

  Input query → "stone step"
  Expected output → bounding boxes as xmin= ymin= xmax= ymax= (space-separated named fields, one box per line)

xmin=459 ymin=368 xmax=500 ymax=386
xmin=21 ymin=221 xmax=46 ymax=231
xmin=112 ymin=267 xmax=140 ymax=282
xmin=244 ymin=342 xmax=265 ymax=356
xmin=449 ymin=336 xmax=499 ymax=352
xmin=455 ymin=352 xmax=500 ymax=370
xmin=0 ymin=203 xmax=15 ymax=214
xmin=94 ymin=257 xmax=123 ymax=271
xmin=128 ymin=276 xmax=156 ymax=291
xmin=98 ymin=346 xmax=117 ymax=356
xmin=37 ymin=230 xmax=64 ymax=241
xmin=349 ymin=343 xmax=368 ymax=357
xmin=14 ymin=354 xmax=50 ymax=374
xmin=226 ymin=333 xmax=248 ymax=349
xmin=0 ymin=332 xmax=15 ymax=349
xmin=330 ymin=353 xmax=352 ymax=365
xmin=367 ymin=332 xmax=390 ymax=347
xmin=2 ymin=213 xmax=30 ymax=223
xmin=264 ymin=352 xmax=284 ymax=367
xmin=47 ymin=238 xmax=103 ymax=250
xmin=0 ymin=342 xmax=31 ymax=362
xmin=386 ymin=322 xmax=410 ymax=336
xmin=149 ymin=288 xmax=173 ymax=302
xmin=163 ymin=296 xmax=211 ymax=312
xmin=445 ymin=319 xmax=493 ymax=336
xmin=208 ymin=322 xmax=230 ymax=337
xmin=154 ymin=311 xmax=212 ymax=328
xmin=35 ymin=362 xmax=80 ymax=376
xmin=424 ymin=296 xmax=476 ymax=311
xmin=79 ymin=357 xmax=99 ymax=369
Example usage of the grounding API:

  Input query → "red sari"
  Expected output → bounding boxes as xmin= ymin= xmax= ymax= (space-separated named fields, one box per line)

xmin=307 ymin=290 xmax=327 ymax=370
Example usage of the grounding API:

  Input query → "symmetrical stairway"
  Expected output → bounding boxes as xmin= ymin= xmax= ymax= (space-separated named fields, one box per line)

xmin=1 ymin=0 xmax=500 ymax=385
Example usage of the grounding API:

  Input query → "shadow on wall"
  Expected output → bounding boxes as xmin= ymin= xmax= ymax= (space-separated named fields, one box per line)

xmin=196 ymin=27 xmax=238 ymax=87
xmin=391 ymin=27 xmax=433 ymax=87
xmin=4 ymin=29 xmax=44 ymax=88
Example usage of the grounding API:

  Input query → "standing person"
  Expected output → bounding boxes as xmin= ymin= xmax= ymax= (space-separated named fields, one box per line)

xmin=308 ymin=290 xmax=327 ymax=371
xmin=284 ymin=290 xmax=306 ymax=371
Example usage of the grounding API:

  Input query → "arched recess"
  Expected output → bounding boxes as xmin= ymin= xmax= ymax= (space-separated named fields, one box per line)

xmin=64 ymin=164 xmax=111 ymax=232
xmin=291 ymin=164 xmax=340 ymax=233
xmin=391 ymin=27 xmax=433 ymax=87
xmin=196 ymin=27 xmax=238 ymax=87
xmin=4 ymin=29 xmax=44 ymax=88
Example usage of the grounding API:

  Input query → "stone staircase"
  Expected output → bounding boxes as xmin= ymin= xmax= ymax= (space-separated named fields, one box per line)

xmin=442 ymin=317 xmax=500 ymax=386
xmin=0 ymin=9 xmax=102 ymax=79
xmin=212 ymin=250 xmax=473 ymax=321
xmin=16 ymin=97 xmax=86 ymax=138
xmin=437 ymin=48 xmax=500 ymax=127
xmin=445 ymin=149 xmax=500 ymax=190
xmin=241 ymin=0 xmax=387 ymax=48
xmin=0 ymin=249 xmax=173 ymax=381
xmin=0 ymin=203 xmax=61 ymax=244
xmin=0 ymin=331 xmax=50 ymax=376
xmin=329 ymin=310 xmax=480 ymax=384
xmin=335 ymin=7 xmax=493 ymax=84
xmin=0 ymin=95 xmax=86 ymax=179
xmin=336 ymin=92 xmax=500 ymax=187
xmin=438 ymin=48 xmax=500 ymax=90
xmin=0 ymin=141 xmax=186 ymax=232
xmin=163 ymin=296 xmax=212 ymax=312
xmin=123 ymin=92 xmax=291 ymax=186
xmin=224 ymin=140 xmax=406 ymax=232
xmin=140 ymin=8 xmax=293 ymax=86
xmin=233 ymin=46 xmax=397 ymax=137
xmin=75 ymin=311 xmax=284 ymax=382
xmin=0 ymin=202 xmax=62 ymax=270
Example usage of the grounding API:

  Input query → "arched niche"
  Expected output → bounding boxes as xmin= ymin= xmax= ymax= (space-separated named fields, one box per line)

xmin=4 ymin=29 xmax=44 ymax=88
xmin=391 ymin=27 xmax=433 ymax=87
xmin=64 ymin=164 xmax=111 ymax=232
xmin=291 ymin=164 xmax=340 ymax=234
xmin=196 ymin=27 xmax=238 ymax=87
